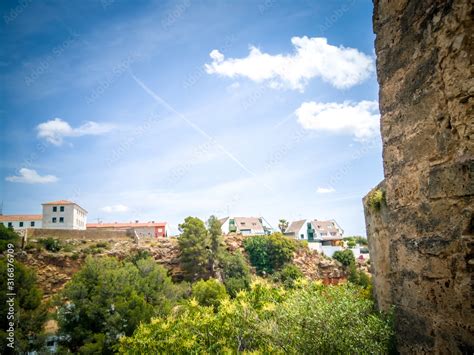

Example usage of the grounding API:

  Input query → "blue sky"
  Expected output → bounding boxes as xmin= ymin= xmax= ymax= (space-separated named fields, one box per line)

xmin=0 ymin=0 xmax=382 ymax=235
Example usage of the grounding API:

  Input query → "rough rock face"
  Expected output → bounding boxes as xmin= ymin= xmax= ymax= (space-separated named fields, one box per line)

xmin=365 ymin=0 xmax=473 ymax=353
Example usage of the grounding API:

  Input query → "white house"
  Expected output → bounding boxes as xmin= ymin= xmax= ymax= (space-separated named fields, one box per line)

xmin=0 ymin=214 xmax=42 ymax=230
xmin=41 ymin=200 xmax=87 ymax=230
xmin=219 ymin=217 xmax=273 ymax=235
xmin=284 ymin=219 xmax=344 ymax=257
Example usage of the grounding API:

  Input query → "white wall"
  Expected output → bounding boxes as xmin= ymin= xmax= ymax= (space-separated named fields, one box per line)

xmin=1 ymin=220 xmax=42 ymax=230
xmin=221 ymin=218 xmax=230 ymax=234
xmin=42 ymin=204 xmax=87 ymax=230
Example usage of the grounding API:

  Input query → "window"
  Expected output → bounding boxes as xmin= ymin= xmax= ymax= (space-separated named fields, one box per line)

xmin=60 ymin=206 xmax=64 ymax=212
xmin=19 ymin=222 xmax=24 ymax=227
xmin=31 ymin=221 xmax=35 ymax=227
xmin=52 ymin=217 xmax=57 ymax=223
xmin=300 ymin=234 xmax=304 ymax=239
xmin=53 ymin=206 xmax=57 ymax=212
xmin=59 ymin=217 xmax=64 ymax=223
xmin=8 ymin=222 xmax=12 ymax=228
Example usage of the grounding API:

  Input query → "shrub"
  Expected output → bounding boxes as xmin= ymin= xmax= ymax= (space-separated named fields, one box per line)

xmin=243 ymin=233 xmax=297 ymax=274
xmin=119 ymin=282 xmax=394 ymax=354
xmin=348 ymin=263 xmax=371 ymax=289
xmin=219 ymin=251 xmax=251 ymax=296
xmin=57 ymin=256 xmax=187 ymax=353
xmin=191 ymin=279 xmax=228 ymax=310
xmin=0 ymin=260 xmax=47 ymax=352
xmin=347 ymin=240 xmax=357 ymax=248
xmin=0 ymin=224 xmax=20 ymax=252
xmin=368 ymin=189 xmax=385 ymax=212
xmin=126 ymin=249 xmax=152 ymax=264
xmin=332 ymin=249 xmax=355 ymax=267
xmin=62 ymin=244 xmax=74 ymax=253
xmin=94 ymin=241 xmax=109 ymax=249
xmin=273 ymin=264 xmax=304 ymax=288
xmin=39 ymin=237 xmax=62 ymax=252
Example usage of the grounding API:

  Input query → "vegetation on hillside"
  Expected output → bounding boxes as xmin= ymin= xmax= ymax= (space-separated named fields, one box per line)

xmin=0 ymin=226 xmax=47 ymax=353
xmin=119 ymin=280 xmax=394 ymax=354
xmin=56 ymin=256 xmax=189 ymax=353
xmin=243 ymin=233 xmax=299 ymax=275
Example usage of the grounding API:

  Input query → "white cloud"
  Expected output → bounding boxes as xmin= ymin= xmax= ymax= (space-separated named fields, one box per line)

xmin=205 ymin=36 xmax=374 ymax=91
xmin=101 ymin=204 xmax=129 ymax=213
xmin=37 ymin=118 xmax=114 ymax=145
xmin=295 ymin=100 xmax=380 ymax=141
xmin=5 ymin=168 xmax=58 ymax=184
xmin=317 ymin=187 xmax=335 ymax=194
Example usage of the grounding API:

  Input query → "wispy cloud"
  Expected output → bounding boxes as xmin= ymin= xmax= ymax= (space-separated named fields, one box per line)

xmin=205 ymin=36 xmax=374 ymax=91
xmin=316 ymin=187 xmax=335 ymax=194
xmin=5 ymin=168 xmax=58 ymax=184
xmin=295 ymin=100 xmax=380 ymax=141
xmin=37 ymin=118 xmax=114 ymax=145
xmin=101 ymin=204 xmax=129 ymax=213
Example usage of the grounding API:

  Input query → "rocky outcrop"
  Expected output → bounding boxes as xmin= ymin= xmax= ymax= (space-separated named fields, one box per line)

xmin=365 ymin=0 xmax=473 ymax=353
xmin=22 ymin=234 xmax=345 ymax=298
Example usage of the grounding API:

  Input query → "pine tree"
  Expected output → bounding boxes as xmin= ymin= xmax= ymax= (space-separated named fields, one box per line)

xmin=178 ymin=217 xmax=211 ymax=281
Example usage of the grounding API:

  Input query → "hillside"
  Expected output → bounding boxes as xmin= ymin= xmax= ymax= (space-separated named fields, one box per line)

xmin=19 ymin=233 xmax=346 ymax=298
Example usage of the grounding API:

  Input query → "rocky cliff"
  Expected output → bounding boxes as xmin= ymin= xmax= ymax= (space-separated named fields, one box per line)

xmin=20 ymin=234 xmax=345 ymax=298
xmin=365 ymin=0 xmax=473 ymax=353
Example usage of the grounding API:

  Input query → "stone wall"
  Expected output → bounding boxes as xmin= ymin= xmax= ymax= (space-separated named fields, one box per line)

xmin=365 ymin=0 xmax=473 ymax=353
xmin=26 ymin=228 xmax=131 ymax=241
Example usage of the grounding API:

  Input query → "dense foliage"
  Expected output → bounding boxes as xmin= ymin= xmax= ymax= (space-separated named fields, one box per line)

xmin=343 ymin=236 xmax=369 ymax=246
xmin=333 ymin=249 xmax=355 ymax=267
xmin=57 ymin=256 xmax=188 ymax=353
xmin=0 ymin=259 xmax=47 ymax=353
xmin=178 ymin=216 xmax=212 ymax=281
xmin=367 ymin=189 xmax=385 ymax=211
xmin=243 ymin=233 xmax=298 ymax=274
xmin=119 ymin=280 xmax=394 ymax=354
xmin=218 ymin=251 xmax=251 ymax=296
xmin=272 ymin=263 xmax=304 ymax=288
xmin=191 ymin=279 xmax=228 ymax=310
xmin=0 ymin=224 xmax=20 ymax=252
xmin=39 ymin=237 xmax=62 ymax=252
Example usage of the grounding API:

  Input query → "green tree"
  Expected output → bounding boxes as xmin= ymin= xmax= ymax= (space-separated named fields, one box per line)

xmin=218 ymin=251 xmax=251 ymax=296
xmin=332 ymin=249 xmax=355 ymax=267
xmin=191 ymin=279 xmax=228 ymax=310
xmin=273 ymin=264 xmax=303 ymax=288
xmin=243 ymin=233 xmax=297 ymax=274
xmin=178 ymin=217 xmax=211 ymax=281
xmin=207 ymin=215 xmax=223 ymax=278
xmin=0 ymin=224 xmax=20 ymax=252
xmin=278 ymin=219 xmax=289 ymax=233
xmin=57 ymin=256 xmax=186 ymax=353
xmin=0 ymin=260 xmax=47 ymax=353
xmin=118 ymin=282 xmax=394 ymax=354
